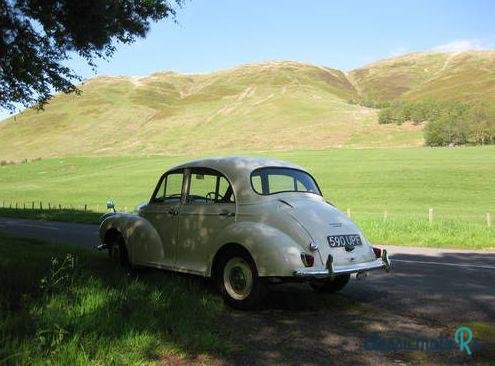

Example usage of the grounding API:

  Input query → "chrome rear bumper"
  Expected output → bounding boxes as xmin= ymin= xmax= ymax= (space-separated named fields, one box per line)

xmin=293 ymin=249 xmax=391 ymax=278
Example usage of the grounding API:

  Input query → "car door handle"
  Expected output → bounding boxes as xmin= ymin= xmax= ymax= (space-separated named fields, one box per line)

xmin=219 ymin=210 xmax=235 ymax=217
xmin=167 ymin=207 xmax=179 ymax=216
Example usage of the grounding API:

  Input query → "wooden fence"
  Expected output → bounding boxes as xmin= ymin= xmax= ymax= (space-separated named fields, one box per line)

xmin=0 ymin=201 xmax=131 ymax=214
xmin=0 ymin=201 xmax=491 ymax=226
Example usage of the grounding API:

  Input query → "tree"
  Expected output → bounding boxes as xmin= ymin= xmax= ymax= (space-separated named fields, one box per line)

xmin=468 ymin=102 xmax=495 ymax=144
xmin=0 ymin=0 xmax=181 ymax=112
xmin=424 ymin=102 xmax=471 ymax=146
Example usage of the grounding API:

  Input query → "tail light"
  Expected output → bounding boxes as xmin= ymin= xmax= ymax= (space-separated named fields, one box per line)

xmin=372 ymin=247 xmax=382 ymax=258
xmin=301 ymin=253 xmax=314 ymax=267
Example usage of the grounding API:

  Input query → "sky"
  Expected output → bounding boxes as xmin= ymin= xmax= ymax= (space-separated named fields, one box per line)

xmin=1 ymin=0 xmax=495 ymax=119
xmin=68 ymin=0 xmax=495 ymax=77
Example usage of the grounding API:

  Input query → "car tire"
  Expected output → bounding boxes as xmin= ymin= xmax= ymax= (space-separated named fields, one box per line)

xmin=217 ymin=248 xmax=266 ymax=310
xmin=310 ymin=274 xmax=350 ymax=293
xmin=109 ymin=234 xmax=131 ymax=269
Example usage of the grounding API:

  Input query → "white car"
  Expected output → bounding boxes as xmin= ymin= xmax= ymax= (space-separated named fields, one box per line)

xmin=98 ymin=157 xmax=391 ymax=308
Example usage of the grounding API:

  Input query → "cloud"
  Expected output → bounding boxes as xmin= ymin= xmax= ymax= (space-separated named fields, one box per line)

xmin=431 ymin=39 xmax=488 ymax=53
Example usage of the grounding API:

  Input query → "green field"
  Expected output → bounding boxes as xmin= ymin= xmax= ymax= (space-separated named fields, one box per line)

xmin=0 ymin=146 xmax=493 ymax=248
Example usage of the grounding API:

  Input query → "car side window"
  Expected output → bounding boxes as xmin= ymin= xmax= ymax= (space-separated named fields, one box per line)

xmin=218 ymin=176 xmax=235 ymax=203
xmin=188 ymin=173 xmax=217 ymax=203
xmin=164 ymin=173 xmax=183 ymax=199
xmin=251 ymin=174 xmax=262 ymax=193
xmin=187 ymin=169 xmax=235 ymax=204
xmin=152 ymin=171 xmax=183 ymax=203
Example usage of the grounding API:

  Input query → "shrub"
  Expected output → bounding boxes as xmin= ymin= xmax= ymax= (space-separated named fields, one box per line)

xmin=378 ymin=107 xmax=394 ymax=124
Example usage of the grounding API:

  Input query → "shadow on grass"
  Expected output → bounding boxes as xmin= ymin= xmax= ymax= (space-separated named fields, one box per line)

xmin=0 ymin=233 xmax=226 ymax=365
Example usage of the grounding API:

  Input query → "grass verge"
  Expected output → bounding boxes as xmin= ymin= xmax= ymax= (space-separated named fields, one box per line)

xmin=0 ymin=233 xmax=227 ymax=365
xmin=0 ymin=207 xmax=101 ymax=224
xmin=356 ymin=216 xmax=494 ymax=250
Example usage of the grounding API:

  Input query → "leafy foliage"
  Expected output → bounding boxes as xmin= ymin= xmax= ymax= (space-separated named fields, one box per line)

xmin=0 ymin=0 xmax=181 ymax=111
xmin=378 ymin=100 xmax=495 ymax=146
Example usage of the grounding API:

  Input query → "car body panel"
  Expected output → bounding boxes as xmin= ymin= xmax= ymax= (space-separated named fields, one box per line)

xmin=176 ymin=202 xmax=236 ymax=274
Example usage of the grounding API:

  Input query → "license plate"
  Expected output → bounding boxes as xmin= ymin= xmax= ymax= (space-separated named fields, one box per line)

xmin=327 ymin=234 xmax=362 ymax=248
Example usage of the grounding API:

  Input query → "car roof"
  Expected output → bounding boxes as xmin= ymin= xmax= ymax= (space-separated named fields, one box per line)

xmin=170 ymin=156 xmax=304 ymax=174
xmin=167 ymin=156 xmax=308 ymax=203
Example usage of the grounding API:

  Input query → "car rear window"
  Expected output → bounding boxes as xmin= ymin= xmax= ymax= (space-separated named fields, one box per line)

xmin=250 ymin=167 xmax=321 ymax=195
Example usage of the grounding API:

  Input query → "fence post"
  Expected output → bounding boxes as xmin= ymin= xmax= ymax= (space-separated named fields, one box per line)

xmin=487 ymin=212 xmax=492 ymax=228
xmin=428 ymin=208 xmax=434 ymax=224
xmin=40 ymin=201 xmax=43 ymax=211
xmin=32 ymin=201 xmax=34 ymax=210
xmin=15 ymin=202 xmax=18 ymax=210
xmin=347 ymin=208 xmax=351 ymax=218
xmin=23 ymin=203 xmax=26 ymax=209
xmin=48 ymin=202 xmax=51 ymax=210
xmin=84 ymin=204 xmax=87 ymax=212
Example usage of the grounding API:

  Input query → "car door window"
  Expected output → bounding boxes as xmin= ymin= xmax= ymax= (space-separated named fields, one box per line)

xmin=218 ymin=176 xmax=235 ymax=203
xmin=152 ymin=171 xmax=184 ymax=203
xmin=188 ymin=173 xmax=217 ymax=203
xmin=187 ymin=169 xmax=235 ymax=204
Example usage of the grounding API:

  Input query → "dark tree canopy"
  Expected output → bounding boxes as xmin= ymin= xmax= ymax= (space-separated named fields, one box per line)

xmin=0 ymin=0 xmax=181 ymax=111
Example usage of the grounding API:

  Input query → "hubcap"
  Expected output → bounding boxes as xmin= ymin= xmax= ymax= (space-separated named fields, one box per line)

xmin=223 ymin=257 xmax=253 ymax=300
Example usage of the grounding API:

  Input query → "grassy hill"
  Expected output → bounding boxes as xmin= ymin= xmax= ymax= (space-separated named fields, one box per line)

xmin=1 ymin=51 xmax=494 ymax=160
xmin=0 ymin=61 xmax=422 ymax=161
xmin=349 ymin=50 xmax=495 ymax=103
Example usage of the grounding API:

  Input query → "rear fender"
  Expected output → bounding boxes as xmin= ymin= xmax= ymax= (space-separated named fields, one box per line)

xmin=208 ymin=221 xmax=305 ymax=277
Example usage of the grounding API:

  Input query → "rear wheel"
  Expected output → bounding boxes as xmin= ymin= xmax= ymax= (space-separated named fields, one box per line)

xmin=109 ymin=234 xmax=130 ymax=269
xmin=217 ymin=248 xmax=266 ymax=309
xmin=310 ymin=274 xmax=350 ymax=293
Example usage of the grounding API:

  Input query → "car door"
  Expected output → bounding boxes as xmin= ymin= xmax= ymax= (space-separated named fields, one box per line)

xmin=138 ymin=169 xmax=185 ymax=268
xmin=175 ymin=168 xmax=236 ymax=274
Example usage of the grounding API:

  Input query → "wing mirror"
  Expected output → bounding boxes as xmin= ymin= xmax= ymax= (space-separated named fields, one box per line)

xmin=106 ymin=200 xmax=116 ymax=212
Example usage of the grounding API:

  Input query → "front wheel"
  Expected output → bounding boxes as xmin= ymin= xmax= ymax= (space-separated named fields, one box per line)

xmin=218 ymin=249 xmax=266 ymax=309
xmin=310 ymin=274 xmax=350 ymax=293
xmin=109 ymin=234 xmax=130 ymax=269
